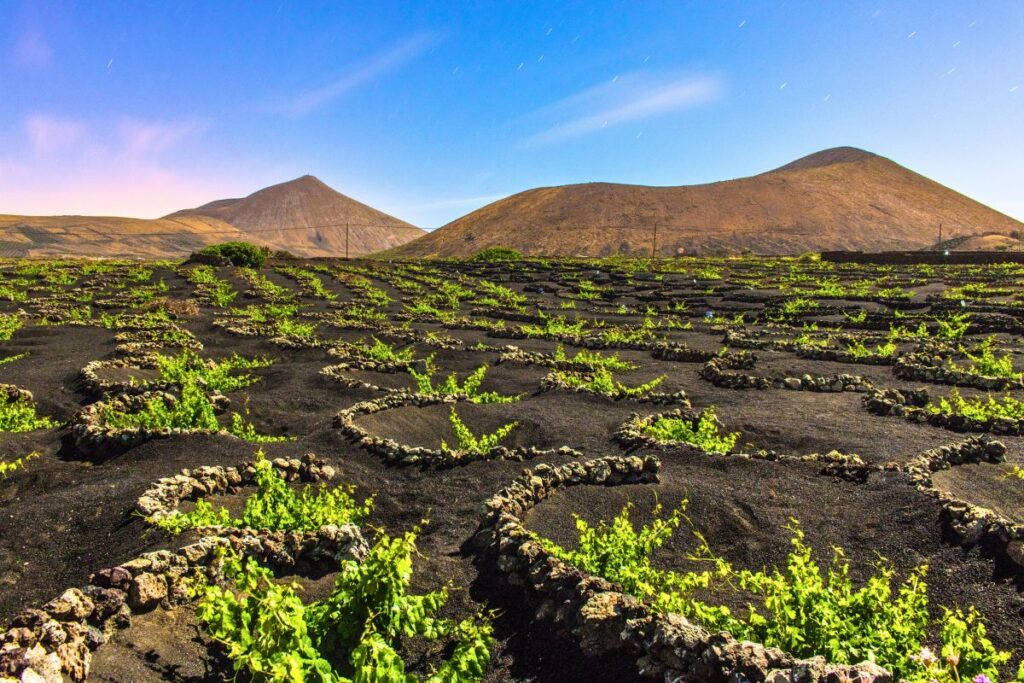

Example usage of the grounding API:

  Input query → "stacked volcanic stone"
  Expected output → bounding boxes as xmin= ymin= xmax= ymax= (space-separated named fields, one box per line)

xmin=778 ymin=373 xmax=873 ymax=393
xmin=795 ymin=347 xmax=894 ymax=366
xmin=901 ymin=436 xmax=1024 ymax=577
xmin=539 ymin=372 xmax=690 ymax=406
xmin=334 ymin=393 xmax=582 ymax=466
xmin=71 ymin=389 xmax=231 ymax=459
xmin=113 ymin=326 xmax=202 ymax=355
xmin=699 ymin=353 xmax=770 ymax=390
xmin=893 ymin=353 xmax=1023 ymax=391
xmin=0 ymin=520 xmax=365 ymax=682
xmin=864 ymin=387 xmax=1024 ymax=435
xmin=78 ymin=356 xmax=164 ymax=397
xmin=649 ymin=341 xmax=717 ymax=363
xmin=472 ymin=456 xmax=891 ymax=683
xmin=136 ymin=452 xmax=337 ymax=523
xmin=0 ymin=385 xmax=34 ymax=406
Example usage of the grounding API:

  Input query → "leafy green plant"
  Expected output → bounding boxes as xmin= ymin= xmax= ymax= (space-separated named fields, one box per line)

xmin=470 ymin=246 xmax=522 ymax=262
xmin=936 ymin=313 xmax=971 ymax=340
xmin=409 ymin=357 xmax=519 ymax=403
xmin=0 ymin=451 xmax=39 ymax=478
xmin=197 ymin=241 xmax=270 ymax=268
xmin=239 ymin=269 xmax=296 ymax=303
xmin=185 ymin=265 xmax=238 ymax=307
xmin=440 ymin=408 xmax=518 ymax=456
xmin=642 ymin=407 xmax=738 ymax=453
xmin=551 ymin=344 xmax=636 ymax=372
xmin=0 ymin=352 xmax=28 ymax=367
xmin=926 ymin=389 xmax=1024 ymax=422
xmin=352 ymin=337 xmax=414 ymax=364
xmin=152 ymin=349 xmax=273 ymax=392
xmin=0 ymin=395 xmax=58 ymax=432
xmin=154 ymin=450 xmax=371 ymax=533
xmin=101 ymin=379 xmax=286 ymax=441
xmin=551 ymin=366 xmax=664 ymax=397
xmin=275 ymin=316 xmax=318 ymax=340
xmin=521 ymin=313 xmax=587 ymax=339
xmin=846 ymin=338 xmax=897 ymax=360
xmin=0 ymin=313 xmax=24 ymax=341
xmin=228 ymin=411 xmax=294 ymax=443
xmin=277 ymin=267 xmax=337 ymax=300
xmin=474 ymin=280 xmax=527 ymax=310
xmin=197 ymin=528 xmax=493 ymax=682
xmin=957 ymin=337 xmax=1020 ymax=379
xmin=536 ymin=504 xmax=1014 ymax=683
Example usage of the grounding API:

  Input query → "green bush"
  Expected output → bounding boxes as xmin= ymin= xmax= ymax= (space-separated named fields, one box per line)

xmin=198 ymin=241 xmax=270 ymax=268
xmin=469 ymin=246 xmax=523 ymax=263
xmin=197 ymin=528 xmax=493 ymax=682
xmin=154 ymin=450 xmax=371 ymax=533
xmin=441 ymin=408 xmax=518 ymax=456
xmin=536 ymin=503 xmax=1014 ymax=683
xmin=642 ymin=407 xmax=739 ymax=453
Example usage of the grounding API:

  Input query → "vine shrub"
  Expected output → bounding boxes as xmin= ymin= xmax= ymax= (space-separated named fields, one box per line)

xmin=536 ymin=502 xmax=1016 ymax=683
xmin=409 ymin=357 xmax=520 ymax=403
xmin=153 ymin=349 xmax=273 ymax=392
xmin=197 ymin=528 xmax=493 ymax=682
xmin=353 ymin=337 xmax=414 ymax=364
xmin=100 ymin=379 xmax=286 ymax=441
xmin=551 ymin=366 xmax=665 ymax=397
xmin=0 ymin=313 xmax=22 ymax=341
xmin=926 ymin=389 xmax=1024 ymax=422
xmin=441 ymin=408 xmax=518 ymax=457
xmin=0 ymin=352 xmax=28 ymax=367
xmin=956 ymin=337 xmax=1020 ymax=379
xmin=551 ymin=345 xmax=636 ymax=372
xmin=154 ymin=450 xmax=371 ymax=534
xmin=0 ymin=396 xmax=58 ymax=432
xmin=642 ymin=407 xmax=739 ymax=453
xmin=0 ymin=452 xmax=39 ymax=478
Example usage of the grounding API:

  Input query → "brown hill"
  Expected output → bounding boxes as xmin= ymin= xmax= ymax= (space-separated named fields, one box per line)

xmin=385 ymin=147 xmax=1024 ymax=258
xmin=0 ymin=214 xmax=266 ymax=260
xmin=168 ymin=175 xmax=424 ymax=257
xmin=0 ymin=175 xmax=423 ymax=259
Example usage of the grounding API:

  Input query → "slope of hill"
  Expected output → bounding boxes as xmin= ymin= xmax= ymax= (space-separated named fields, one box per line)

xmin=0 ymin=175 xmax=422 ymax=259
xmin=0 ymin=214 xmax=264 ymax=259
xmin=168 ymin=175 xmax=424 ymax=257
xmin=386 ymin=147 xmax=1024 ymax=258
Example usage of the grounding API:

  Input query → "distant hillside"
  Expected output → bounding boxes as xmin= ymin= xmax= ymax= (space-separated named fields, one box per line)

xmin=0 ymin=176 xmax=423 ymax=259
xmin=168 ymin=175 xmax=424 ymax=257
xmin=385 ymin=147 xmax=1024 ymax=258
xmin=0 ymin=214 xmax=264 ymax=259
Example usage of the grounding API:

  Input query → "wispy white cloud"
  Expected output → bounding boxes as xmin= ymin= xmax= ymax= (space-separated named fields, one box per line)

xmin=276 ymin=32 xmax=442 ymax=117
xmin=24 ymin=115 xmax=87 ymax=154
xmin=116 ymin=118 xmax=209 ymax=157
xmin=10 ymin=29 xmax=52 ymax=68
xmin=523 ymin=72 xmax=724 ymax=146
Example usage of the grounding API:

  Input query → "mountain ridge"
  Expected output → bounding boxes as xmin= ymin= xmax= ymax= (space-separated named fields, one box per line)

xmin=0 ymin=176 xmax=423 ymax=259
xmin=384 ymin=147 xmax=1023 ymax=258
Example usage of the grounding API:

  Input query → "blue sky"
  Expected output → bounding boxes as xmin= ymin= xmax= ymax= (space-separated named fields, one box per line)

xmin=1 ymin=1 xmax=1021 ymax=227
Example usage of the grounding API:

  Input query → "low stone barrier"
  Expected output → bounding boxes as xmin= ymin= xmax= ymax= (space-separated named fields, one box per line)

xmin=334 ymin=392 xmax=582 ymax=466
xmin=471 ymin=456 xmax=891 ymax=683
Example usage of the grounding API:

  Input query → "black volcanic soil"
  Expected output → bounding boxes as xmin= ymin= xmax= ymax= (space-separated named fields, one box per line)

xmin=0 ymin=257 xmax=1022 ymax=682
